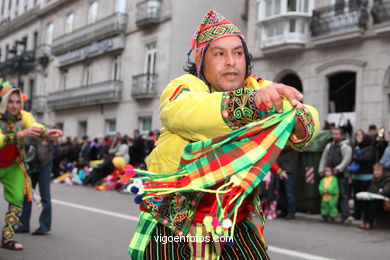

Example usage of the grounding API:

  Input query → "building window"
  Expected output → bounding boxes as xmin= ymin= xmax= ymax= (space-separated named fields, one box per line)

xmin=144 ymin=42 xmax=157 ymax=75
xmin=88 ymin=1 xmax=98 ymax=24
xmin=83 ymin=63 xmax=91 ymax=86
xmin=106 ymin=119 xmax=116 ymax=137
xmin=61 ymin=69 xmax=68 ymax=90
xmin=46 ymin=23 xmax=53 ymax=44
xmin=65 ymin=12 xmax=75 ymax=34
xmin=328 ymin=72 xmax=356 ymax=113
xmin=78 ymin=121 xmax=87 ymax=138
xmin=139 ymin=116 xmax=152 ymax=135
xmin=116 ymin=0 xmax=126 ymax=13
xmin=112 ymin=55 xmax=121 ymax=80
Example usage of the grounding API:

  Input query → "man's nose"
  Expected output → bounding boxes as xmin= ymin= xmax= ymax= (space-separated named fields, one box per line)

xmin=225 ymin=52 xmax=236 ymax=67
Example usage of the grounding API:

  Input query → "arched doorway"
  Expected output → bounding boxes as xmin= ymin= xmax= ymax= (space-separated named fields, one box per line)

xmin=279 ymin=73 xmax=303 ymax=93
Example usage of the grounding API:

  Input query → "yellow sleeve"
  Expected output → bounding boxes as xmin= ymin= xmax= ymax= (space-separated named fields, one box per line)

xmin=159 ymin=75 xmax=231 ymax=141
xmin=21 ymin=110 xmax=47 ymax=131
xmin=159 ymin=75 xmax=272 ymax=141
xmin=0 ymin=130 xmax=4 ymax=148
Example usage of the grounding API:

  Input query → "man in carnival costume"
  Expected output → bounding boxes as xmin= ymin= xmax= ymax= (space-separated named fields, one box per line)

xmin=0 ymin=80 xmax=62 ymax=250
xmin=127 ymin=10 xmax=320 ymax=259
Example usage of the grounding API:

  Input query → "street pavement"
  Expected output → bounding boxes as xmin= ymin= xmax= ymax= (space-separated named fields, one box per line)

xmin=0 ymin=183 xmax=389 ymax=260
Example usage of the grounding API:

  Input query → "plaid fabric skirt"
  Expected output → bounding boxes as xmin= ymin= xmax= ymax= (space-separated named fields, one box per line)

xmin=143 ymin=218 xmax=270 ymax=260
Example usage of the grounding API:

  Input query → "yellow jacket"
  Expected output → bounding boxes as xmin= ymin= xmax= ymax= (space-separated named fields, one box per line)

xmin=146 ymin=74 xmax=319 ymax=174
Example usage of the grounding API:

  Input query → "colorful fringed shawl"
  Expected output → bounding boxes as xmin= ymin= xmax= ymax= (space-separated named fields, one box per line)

xmin=125 ymin=102 xmax=306 ymax=259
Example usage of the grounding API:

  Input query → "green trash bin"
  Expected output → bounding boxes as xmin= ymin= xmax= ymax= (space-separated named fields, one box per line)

xmin=296 ymin=130 xmax=332 ymax=213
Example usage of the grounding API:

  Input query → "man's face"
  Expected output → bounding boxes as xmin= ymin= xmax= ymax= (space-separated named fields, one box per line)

xmin=332 ymin=129 xmax=342 ymax=142
xmin=202 ymin=36 xmax=246 ymax=92
xmin=6 ymin=92 xmax=22 ymax=116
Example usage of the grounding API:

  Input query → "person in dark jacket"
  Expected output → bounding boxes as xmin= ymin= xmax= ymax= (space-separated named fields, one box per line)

xmin=17 ymin=138 xmax=54 ymax=235
xmin=359 ymin=163 xmax=390 ymax=229
xmin=277 ymin=146 xmax=299 ymax=219
xmin=129 ymin=129 xmax=146 ymax=168
xmin=349 ymin=130 xmax=375 ymax=220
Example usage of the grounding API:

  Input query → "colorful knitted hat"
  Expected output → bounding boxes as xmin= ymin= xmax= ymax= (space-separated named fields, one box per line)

xmin=0 ymin=79 xmax=24 ymax=114
xmin=188 ymin=10 xmax=245 ymax=77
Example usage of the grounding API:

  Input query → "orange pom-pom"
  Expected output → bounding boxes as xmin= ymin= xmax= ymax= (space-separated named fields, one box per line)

xmin=21 ymin=93 xmax=28 ymax=102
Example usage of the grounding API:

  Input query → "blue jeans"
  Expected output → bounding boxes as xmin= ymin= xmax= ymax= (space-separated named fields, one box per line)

xmin=21 ymin=163 xmax=52 ymax=232
xmin=280 ymin=172 xmax=296 ymax=215
xmin=338 ymin=177 xmax=349 ymax=217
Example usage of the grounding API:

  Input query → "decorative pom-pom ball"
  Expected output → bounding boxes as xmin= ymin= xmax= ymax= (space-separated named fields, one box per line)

xmin=133 ymin=179 xmax=143 ymax=188
xmin=215 ymin=225 xmax=223 ymax=235
xmin=130 ymin=186 xmax=139 ymax=194
xmin=212 ymin=217 xmax=219 ymax=229
xmin=203 ymin=216 xmax=213 ymax=226
xmin=112 ymin=157 xmax=126 ymax=169
xmin=134 ymin=195 xmax=143 ymax=204
xmin=222 ymin=218 xmax=232 ymax=229
xmin=226 ymin=239 xmax=235 ymax=247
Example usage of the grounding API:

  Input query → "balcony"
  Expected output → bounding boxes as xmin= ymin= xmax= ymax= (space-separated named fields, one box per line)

xmin=31 ymin=96 xmax=47 ymax=113
xmin=48 ymin=80 xmax=123 ymax=110
xmin=132 ymin=74 xmax=158 ymax=100
xmin=0 ymin=50 xmax=35 ymax=74
xmin=51 ymin=12 xmax=127 ymax=56
xmin=136 ymin=0 xmax=161 ymax=28
xmin=309 ymin=2 xmax=368 ymax=46
xmin=372 ymin=0 xmax=390 ymax=35
xmin=257 ymin=0 xmax=311 ymax=56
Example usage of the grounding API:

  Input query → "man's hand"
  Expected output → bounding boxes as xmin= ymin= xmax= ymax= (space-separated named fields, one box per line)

xmin=319 ymin=171 xmax=324 ymax=177
xmin=332 ymin=168 xmax=339 ymax=175
xmin=255 ymin=83 xmax=303 ymax=113
xmin=17 ymin=127 xmax=42 ymax=139
xmin=45 ymin=129 xmax=63 ymax=141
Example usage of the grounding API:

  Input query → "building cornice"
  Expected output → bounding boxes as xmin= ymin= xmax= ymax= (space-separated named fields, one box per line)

xmin=0 ymin=0 xmax=79 ymax=40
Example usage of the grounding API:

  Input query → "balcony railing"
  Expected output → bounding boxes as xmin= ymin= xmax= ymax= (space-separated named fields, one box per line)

xmin=132 ymin=73 xmax=158 ymax=99
xmin=136 ymin=0 xmax=161 ymax=28
xmin=0 ymin=50 xmax=35 ymax=74
xmin=372 ymin=0 xmax=390 ymax=24
xmin=31 ymin=95 xmax=48 ymax=113
xmin=309 ymin=2 xmax=368 ymax=37
xmin=48 ymin=80 xmax=123 ymax=110
xmin=51 ymin=12 xmax=127 ymax=56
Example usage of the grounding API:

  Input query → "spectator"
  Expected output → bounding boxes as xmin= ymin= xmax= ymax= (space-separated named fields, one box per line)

xmin=79 ymin=136 xmax=90 ymax=163
xmin=319 ymin=166 xmax=339 ymax=222
xmin=89 ymin=138 xmax=100 ymax=161
xmin=319 ymin=128 xmax=352 ymax=222
xmin=349 ymin=130 xmax=375 ymax=220
xmin=277 ymin=146 xmax=299 ymax=219
xmin=359 ymin=163 xmax=390 ymax=229
xmin=130 ymin=129 xmax=145 ymax=168
xmin=68 ymin=137 xmax=80 ymax=164
xmin=115 ymin=137 xmax=130 ymax=163
xmin=379 ymin=131 xmax=390 ymax=170
xmin=17 ymin=137 xmax=54 ymax=235
xmin=145 ymin=131 xmax=156 ymax=155
xmin=368 ymin=124 xmax=387 ymax=162
xmin=261 ymin=170 xmax=280 ymax=220
xmin=109 ymin=132 xmax=122 ymax=155
xmin=98 ymin=136 xmax=110 ymax=160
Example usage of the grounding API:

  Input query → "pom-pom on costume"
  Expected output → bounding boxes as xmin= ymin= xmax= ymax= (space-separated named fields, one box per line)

xmin=124 ymin=10 xmax=320 ymax=260
xmin=0 ymin=79 xmax=47 ymax=248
